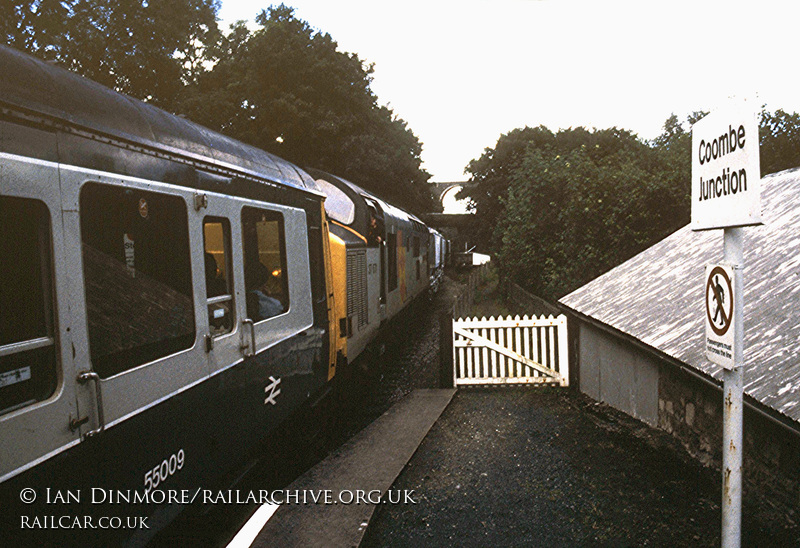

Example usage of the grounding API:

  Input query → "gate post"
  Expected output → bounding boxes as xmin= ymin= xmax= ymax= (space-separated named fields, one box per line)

xmin=439 ymin=313 xmax=455 ymax=388
xmin=557 ymin=314 xmax=570 ymax=387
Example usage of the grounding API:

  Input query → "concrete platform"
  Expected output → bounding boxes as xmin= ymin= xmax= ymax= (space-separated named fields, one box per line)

xmin=245 ymin=389 xmax=456 ymax=547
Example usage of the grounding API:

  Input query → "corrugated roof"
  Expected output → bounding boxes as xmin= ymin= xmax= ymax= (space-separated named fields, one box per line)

xmin=560 ymin=167 xmax=800 ymax=424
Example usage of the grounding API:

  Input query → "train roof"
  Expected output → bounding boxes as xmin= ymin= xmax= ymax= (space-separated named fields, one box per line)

xmin=307 ymin=168 xmax=427 ymax=232
xmin=0 ymin=45 xmax=319 ymax=194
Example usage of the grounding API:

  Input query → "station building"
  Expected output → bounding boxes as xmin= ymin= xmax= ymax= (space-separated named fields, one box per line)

xmin=559 ymin=167 xmax=800 ymax=519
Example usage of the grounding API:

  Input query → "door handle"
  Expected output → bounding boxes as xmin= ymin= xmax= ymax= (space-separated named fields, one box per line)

xmin=241 ymin=318 xmax=256 ymax=357
xmin=77 ymin=371 xmax=105 ymax=438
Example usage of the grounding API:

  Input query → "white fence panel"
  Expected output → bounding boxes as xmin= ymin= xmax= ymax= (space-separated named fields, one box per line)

xmin=452 ymin=314 xmax=569 ymax=387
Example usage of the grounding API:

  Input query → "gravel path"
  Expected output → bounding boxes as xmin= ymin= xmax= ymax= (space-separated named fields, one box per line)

xmin=361 ymin=388 xmax=797 ymax=547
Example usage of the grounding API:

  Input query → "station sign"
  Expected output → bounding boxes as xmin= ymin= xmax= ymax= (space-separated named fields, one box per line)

xmin=691 ymin=103 xmax=762 ymax=231
xmin=705 ymin=263 xmax=736 ymax=369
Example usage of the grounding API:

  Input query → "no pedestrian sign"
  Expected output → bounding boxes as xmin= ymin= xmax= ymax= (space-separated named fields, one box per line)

xmin=705 ymin=263 xmax=736 ymax=369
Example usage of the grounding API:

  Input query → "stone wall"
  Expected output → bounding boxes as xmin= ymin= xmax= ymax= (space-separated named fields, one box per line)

xmin=572 ymin=318 xmax=800 ymax=524
xmin=658 ymin=361 xmax=800 ymax=523
xmin=657 ymin=364 xmax=721 ymax=468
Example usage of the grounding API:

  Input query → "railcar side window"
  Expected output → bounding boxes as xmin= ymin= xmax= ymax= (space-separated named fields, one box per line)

xmin=80 ymin=184 xmax=195 ymax=378
xmin=0 ymin=197 xmax=57 ymax=416
xmin=204 ymin=218 xmax=234 ymax=336
xmin=242 ymin=207 xmax=289 ymax=322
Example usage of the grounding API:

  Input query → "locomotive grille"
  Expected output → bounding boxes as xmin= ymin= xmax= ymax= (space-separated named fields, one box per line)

xmin=346 ymin=249 xmax=368 ymax=329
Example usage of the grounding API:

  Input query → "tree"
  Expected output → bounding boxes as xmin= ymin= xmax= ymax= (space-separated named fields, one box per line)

xmin=496 ymin=127 xmax=672 ymax=300
xmin=179 ymin=5 xmax=434 ymax=213
xmin=2 ymin=0 xmax=220 ymax=109
xmin=458 ymin=126 xmax=555 ymax=252
xmin=759 ymin=108 xmax=800 ymax=176
xmin=1 ymin=1 xmax=71 ymax=60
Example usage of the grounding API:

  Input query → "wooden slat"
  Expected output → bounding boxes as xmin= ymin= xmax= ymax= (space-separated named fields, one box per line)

xmin=456 ymin=376 xmax=560 ymax=386
xmin=482 ymin=326 xmax=490 ymax=378
xmin=496 ymin=323 xmax=505 ymax=377
xmin=466 ymin=331 xmax=473 ymax=378
xmin=457 ymin=329 xmax=465 ymax=380
xmin=522 ymin=326 xmax=536 ymax=378
xmin=453 ymin=327 xmax=560 ymax=379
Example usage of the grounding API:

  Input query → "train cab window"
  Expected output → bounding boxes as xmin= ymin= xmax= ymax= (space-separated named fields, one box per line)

xmin=80 ymin=184 xmax=195 ymax=378
xmin=0 ymin=197 xmax=57 ymax=416
xmin=412 ymin=236 xmax=420 ymax=258
xmin=204 ymin=218 xmax=234 ymax=336
xmin=242 ymin=207 xmax=289 ymax=322
xmin=314 ymin=178 xmax=355 ymax=225
xmin=366 ymin=206 xmax=384 ymax=247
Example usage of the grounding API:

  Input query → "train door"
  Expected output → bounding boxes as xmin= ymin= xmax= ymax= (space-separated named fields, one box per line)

xmin=364 ymin=198 xmax=386 ymax=319
xmin=196 ymin=196 xmax=242 ymax=374
xmin=398 ymin=229 xmax=407 ymax=302
xmin=386 ymin=223 xmax=398 ymax=316
xmin=0 ymin=155 xmax=80 ymax=483
xmin=59 ymin=169 xmax=207 ymax=440
xmin=236 ymin=200 xmax=314 ymax=359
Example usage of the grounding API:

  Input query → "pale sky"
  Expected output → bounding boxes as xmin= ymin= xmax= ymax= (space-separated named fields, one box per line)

xmin=218 ymin=0 xmax=800 ymax=183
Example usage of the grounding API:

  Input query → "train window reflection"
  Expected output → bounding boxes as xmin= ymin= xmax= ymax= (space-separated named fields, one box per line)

xmin=204 ymin=218 xmax=234 ymax=336
xmin=242 ymin=207 xmax=289 ymax=322
xmin=80 ymin=184 xmax=195 ymax=378
xmin=0 ymin=197 xmax=57 ymax=416
xmin=314 ymin=178 xmax=355 ymax=225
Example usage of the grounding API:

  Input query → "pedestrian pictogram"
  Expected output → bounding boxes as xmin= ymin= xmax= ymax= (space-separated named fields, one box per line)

xmin=705 ymin=263 xmax=736 ymax=369
xmin=706 ymin=266 xmax=733 ymax=336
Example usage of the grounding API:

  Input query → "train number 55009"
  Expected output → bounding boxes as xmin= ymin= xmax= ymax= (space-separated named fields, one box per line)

xmin=143 ymin=449 xmax=185 ymax=492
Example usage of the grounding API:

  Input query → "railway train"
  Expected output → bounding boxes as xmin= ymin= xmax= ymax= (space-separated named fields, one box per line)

xmin=0 ymin=44 xmax=446 ymax=545
xmin=306 ymin=168 xmax=447 ymax=362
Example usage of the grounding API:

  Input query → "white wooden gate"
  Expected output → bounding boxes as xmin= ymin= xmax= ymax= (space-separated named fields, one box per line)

xmin=452 ymin=315 xmax=568 ymax=387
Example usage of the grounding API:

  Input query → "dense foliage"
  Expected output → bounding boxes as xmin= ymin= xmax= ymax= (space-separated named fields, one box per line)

xmin=2 ymin=2 xmax=435 ymax=213
xmin=177 ymin=5 xmax=433 ymax=212
xmin=462 ymin=110 xmax=800 ymax=301
xmin=759 ymin=109 xmax=800 ymax=176
xmin=2 ymin=0 xmax=220 ymax=106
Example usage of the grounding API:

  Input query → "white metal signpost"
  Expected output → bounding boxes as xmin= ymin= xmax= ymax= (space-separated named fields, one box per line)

xmin=692 ymin=101 xmax=762 ymax=548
